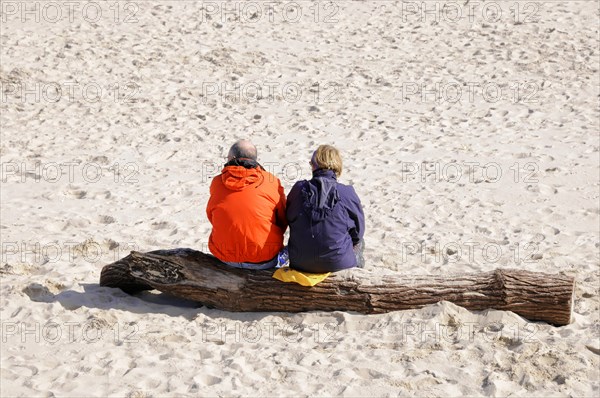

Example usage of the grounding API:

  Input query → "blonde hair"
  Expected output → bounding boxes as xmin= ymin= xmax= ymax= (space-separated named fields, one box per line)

xmin=312 ymin=145 xmax=343 ymax=177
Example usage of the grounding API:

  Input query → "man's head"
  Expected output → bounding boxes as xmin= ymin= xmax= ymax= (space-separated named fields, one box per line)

xmin=228 ymin=139 xmax=258 ymax=161
xmin=311 ymin=145 xmax=343 ymax=177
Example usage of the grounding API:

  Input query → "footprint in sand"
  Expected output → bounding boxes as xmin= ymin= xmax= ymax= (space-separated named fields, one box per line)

xmin=542 ymin=226 xmax=560 ymax=235
xmin=162 ymin=334 xmax=191 ymax=343
xmin=98 ymin=215 xmax=116 ymax=224
xmin=475 ymin=226 xmax=492 ymax=235
xmin=22 ymin=283 xmax=54 ymax=302
xmin=88 ymin=155 xmax=110 ymax=165
xmin=65 ymin=188 xmax=87 ymax=199
xmin=196 ymin=374 xmax=222 ymax=386
xmin=12 ymin=364 xmax=39 ymax=377
xmin=539 ymin=184 xmax=559 ymax=195
xmin=151 ymin=221 xmax=174 ymax=230
xmin=126 ymin=390 xmax=151 ymax=398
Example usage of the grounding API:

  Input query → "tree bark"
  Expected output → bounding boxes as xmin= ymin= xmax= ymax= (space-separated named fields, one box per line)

xmin=100 ymin=248 xmax=574 ymax=326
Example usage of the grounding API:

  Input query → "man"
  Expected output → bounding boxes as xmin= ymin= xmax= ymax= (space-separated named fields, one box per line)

xmin=206 ymin=139 xmax=287 ymax=269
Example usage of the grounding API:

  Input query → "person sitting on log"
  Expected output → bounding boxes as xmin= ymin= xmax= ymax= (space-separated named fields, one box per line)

xmin=206 ymin=139 xmax=287 ymax=269
xmin=286 ymin=145 xmax=365 ymax=273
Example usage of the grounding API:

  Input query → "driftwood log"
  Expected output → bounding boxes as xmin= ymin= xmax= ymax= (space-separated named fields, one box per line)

xmin=100 ymin=248 xmax=574 ymax=326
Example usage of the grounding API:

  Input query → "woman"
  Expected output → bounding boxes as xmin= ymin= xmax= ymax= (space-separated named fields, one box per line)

xmin=286 ymin=145 xmax=365 ymax=273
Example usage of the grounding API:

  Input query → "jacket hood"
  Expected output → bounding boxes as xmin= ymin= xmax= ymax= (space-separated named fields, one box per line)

xmin=221 ymin=161 xmax=264 ymax=191
xmin=302 ymin=169 xmax=339 ymax=222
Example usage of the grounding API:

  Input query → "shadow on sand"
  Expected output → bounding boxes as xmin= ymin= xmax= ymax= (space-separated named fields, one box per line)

xmin=21 ymin=282 xmax=290 ymax=322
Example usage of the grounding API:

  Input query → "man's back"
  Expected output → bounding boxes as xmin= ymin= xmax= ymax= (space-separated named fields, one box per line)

xmin=207 ymin=160 xmax=287 ymax=263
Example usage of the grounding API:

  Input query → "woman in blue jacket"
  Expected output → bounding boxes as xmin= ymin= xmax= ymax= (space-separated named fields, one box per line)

xmin=286 ymin=145 xmax=365 ymax=273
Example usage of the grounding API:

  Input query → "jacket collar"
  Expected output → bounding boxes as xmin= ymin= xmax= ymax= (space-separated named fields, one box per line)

xmin=312 ymin=169 xmax=337 ymax=180
xmin=225 ymin=158 xmax=262 ymax=170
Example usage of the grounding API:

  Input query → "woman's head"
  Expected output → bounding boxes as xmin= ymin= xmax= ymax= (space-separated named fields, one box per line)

xmin=311 ymin=145 xmax=343 ymax=177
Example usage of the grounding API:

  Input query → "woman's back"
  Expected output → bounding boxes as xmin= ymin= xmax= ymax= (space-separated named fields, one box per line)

xmin=286 ymin=168 xmax=364 ymax=273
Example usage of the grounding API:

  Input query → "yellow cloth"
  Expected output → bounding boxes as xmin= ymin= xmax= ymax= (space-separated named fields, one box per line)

xmin=272 ymin=267 xmax=330 ymax=286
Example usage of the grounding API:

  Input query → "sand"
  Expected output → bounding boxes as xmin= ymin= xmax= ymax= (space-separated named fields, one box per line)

xmin=1 ymin=0 xmax=599 ymax=396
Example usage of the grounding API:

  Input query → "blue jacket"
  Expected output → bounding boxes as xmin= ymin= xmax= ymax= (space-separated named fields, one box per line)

xmin=286 ymin=169 xmax=365 ymax=273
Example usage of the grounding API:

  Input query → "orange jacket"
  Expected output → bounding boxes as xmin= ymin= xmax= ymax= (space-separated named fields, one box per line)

xmin=206 ymin=164 xmax=287 ymax=263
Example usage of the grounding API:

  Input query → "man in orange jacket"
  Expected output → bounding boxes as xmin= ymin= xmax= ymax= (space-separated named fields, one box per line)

xmin=206 ymin=140 xmax=287 ymax=269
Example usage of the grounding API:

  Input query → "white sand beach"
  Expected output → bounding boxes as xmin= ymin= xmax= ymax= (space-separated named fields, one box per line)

xmin=1 ymin=0 xmax=599 ymax=396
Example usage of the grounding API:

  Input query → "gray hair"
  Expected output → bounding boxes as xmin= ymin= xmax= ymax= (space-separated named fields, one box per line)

xmin=228 ymin=139 xmax=257 ymax=161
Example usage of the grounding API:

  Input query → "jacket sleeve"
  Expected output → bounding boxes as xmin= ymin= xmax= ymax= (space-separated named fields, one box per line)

xmin=346 ymin=186 xmax=365 ymax=245
xmin=286 ymin=181 xmax=303 ymax=224
xmin=206 ymin=178 xmax=216 ymax=225
xmin=274 ymin=179 xmax=288 ymax=232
